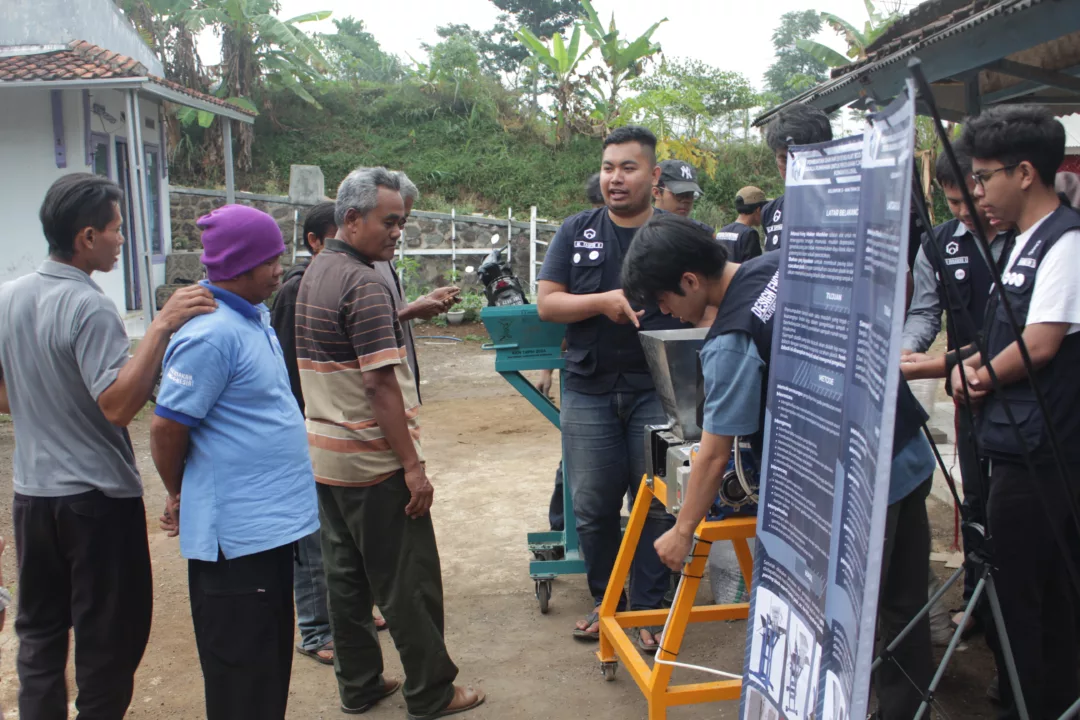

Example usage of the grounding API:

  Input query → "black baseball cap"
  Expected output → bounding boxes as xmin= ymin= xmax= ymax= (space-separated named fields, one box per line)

xmin=658 ymin=160 xmax=703 ymax=196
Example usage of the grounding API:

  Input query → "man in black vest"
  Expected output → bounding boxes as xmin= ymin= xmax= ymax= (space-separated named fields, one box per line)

xmin=623 ymin=214 xmax=934 ymax=718
xmin=714 ymin=186 xmax=766 ymax=262
xmin=901 ymin=143 xmax=1014 ymax=633
xmin=537 ymin=126 xmax=685 ymax=649
xmin=761 ymin=104 xmax=833 ymax=253
xmin=951 ymin=105 xmax=1080 ymax=720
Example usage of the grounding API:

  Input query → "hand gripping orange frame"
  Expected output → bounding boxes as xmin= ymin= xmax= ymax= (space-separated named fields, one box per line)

xmin=596 ymin=475 xmax=756 ymax=720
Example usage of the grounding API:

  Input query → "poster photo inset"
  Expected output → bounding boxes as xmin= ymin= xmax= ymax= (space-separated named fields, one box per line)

xmin=780 ymin=612 xmax=821 ymax=720
xmin=744 ymin=687 xmax=781 ymax=720
xmin=823 ymin=671 xmax=848 ymax=720
xmin=748 ymin=586 xmax=790 ymax=704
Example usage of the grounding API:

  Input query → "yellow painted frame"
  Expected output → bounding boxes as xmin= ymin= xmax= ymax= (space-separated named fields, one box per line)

xmin=596 ymin=475 xmax=757 ymax=720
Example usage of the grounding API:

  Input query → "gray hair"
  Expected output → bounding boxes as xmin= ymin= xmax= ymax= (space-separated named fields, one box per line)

xmin=335 ymin=166 xmax=401 ymax=226
xmin=393 ymin=171 xmax=420 ymax=203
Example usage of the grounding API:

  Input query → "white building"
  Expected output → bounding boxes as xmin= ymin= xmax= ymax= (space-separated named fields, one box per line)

xmin=0 ymin=0 xmax=254 ymax=336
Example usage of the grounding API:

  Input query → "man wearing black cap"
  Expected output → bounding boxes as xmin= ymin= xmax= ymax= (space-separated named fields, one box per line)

xmin=715 ymin=186 xmax=766 ymax=262
xmin=653 ymin=159 xmax=704 ymax=218
xmin=762 ymin=103 xmax=834 ymax=253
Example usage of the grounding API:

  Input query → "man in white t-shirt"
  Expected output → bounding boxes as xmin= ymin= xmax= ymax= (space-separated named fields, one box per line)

xmin=952 ymin=105 xmax=1080 ymax=720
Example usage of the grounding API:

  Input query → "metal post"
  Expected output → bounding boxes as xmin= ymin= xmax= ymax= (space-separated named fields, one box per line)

xmin=451 ymin=208 xmax=456 ymax=282
xmin=507 ymin=207 xmax=513 ymax=264
xmin=529 ymin=206 xmax=538 ymax=296
xmin=124 ymin=90 xmax=155 ymax=324
xmin=129 ymin=90 xmax=156 ymax=321
xmin=222 ymin=119 xmax=235 ymax=204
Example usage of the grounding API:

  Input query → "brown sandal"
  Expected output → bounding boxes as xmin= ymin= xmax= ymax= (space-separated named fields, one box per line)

xmin=406 ymin=685 xmax=486 ymax=720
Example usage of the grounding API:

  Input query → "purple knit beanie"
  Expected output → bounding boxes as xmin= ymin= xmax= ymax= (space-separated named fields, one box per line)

xmin=198 ymin=204 xmax=286 ymax=281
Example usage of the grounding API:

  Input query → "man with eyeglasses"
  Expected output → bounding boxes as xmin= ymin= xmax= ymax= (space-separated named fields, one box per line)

xmin=951 ymin=105 xmax=1080 ymax=720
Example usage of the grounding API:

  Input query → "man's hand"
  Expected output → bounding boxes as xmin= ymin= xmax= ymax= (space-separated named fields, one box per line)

xmin=951 ymin=363 xmax=986 ymax=404
xmin=429 ymin=287 xmax=461 ymax=307
xmin=537 ymin=369 xmax=554 ymax=399
xmin=599 ymin=290 xmax=644 ymax=327
xmin=406 ymin=295 xmax=449 ymax=321
xmin=901 ymin=352 xmax=930 ymax=364
xmin=655 ymin=526 xmax=694 ymax=572
xmin=153 ymin=284 xmax=217 ymax=333
xmin=159 ymin=493 xmax=180 ymax=537
xmin=403 ymin=464 xmax=434 ymax=519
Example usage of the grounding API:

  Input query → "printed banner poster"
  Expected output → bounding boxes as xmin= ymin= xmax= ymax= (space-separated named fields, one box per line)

xmin=740 ymin=84 xmax=916 ymax=720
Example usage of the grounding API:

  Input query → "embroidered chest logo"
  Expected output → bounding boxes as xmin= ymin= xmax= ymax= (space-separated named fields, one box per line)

xmin=945 ymin=241 xmax=959 ymax=256
xmin=583 ymin=228 xmax=597 ymax=240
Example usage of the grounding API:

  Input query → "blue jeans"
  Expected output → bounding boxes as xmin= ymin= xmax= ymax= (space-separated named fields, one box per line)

xmin=562 ymin=388 xmax=675 ymax=611
xmin=293 ymin=528 xmax=333 ymax=651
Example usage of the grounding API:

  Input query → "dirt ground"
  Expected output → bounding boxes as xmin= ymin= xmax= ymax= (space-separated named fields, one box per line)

xmin=0 ymin=322 xmax=998 ymax=719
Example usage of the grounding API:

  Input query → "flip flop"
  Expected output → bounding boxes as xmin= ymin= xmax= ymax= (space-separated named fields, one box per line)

xmin=637 ymin=626 xmax=663 ymax=652
xmin=407 ymin=686 xmax=486 ymax=720
xmin=375 ymin=615 xmax=389 ymax=632
xmin=341 ymin=678 xmax=403 ymax=715
xmin=573 ymin=610 xmax=600 ymax=642
xmin=296 ymin=640 xmax=334 ymax=665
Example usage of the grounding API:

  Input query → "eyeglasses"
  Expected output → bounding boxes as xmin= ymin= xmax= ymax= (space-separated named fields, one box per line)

xmin=971 ymin=164 xmax=1019 ymax=188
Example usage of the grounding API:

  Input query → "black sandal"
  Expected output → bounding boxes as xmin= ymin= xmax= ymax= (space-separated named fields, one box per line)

xmin=573 ymin=610 xmax=600 ymax=641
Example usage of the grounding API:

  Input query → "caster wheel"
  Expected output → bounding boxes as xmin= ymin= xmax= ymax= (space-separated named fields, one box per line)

xmin=536 ymin=581 xmax=552 ymax=614
xmin=601 ymin=662 xmax=618 ymax=682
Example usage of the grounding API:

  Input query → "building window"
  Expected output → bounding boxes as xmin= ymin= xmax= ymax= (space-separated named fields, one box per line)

xmin=90 ymin=132 xmax=111 ymax=178
xmin=144 ymin=145 xmax=163 ymax=255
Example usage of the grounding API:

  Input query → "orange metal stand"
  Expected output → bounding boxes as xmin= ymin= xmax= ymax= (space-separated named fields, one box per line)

xmin=596 ymin=475 xmax=756 ymax=720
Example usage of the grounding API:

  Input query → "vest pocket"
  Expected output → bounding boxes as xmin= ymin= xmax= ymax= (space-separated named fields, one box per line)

xmin=982 ymin=398 xmax=1044 ymax=454
xmin=569 ymin=253 xmax=604 ymax=294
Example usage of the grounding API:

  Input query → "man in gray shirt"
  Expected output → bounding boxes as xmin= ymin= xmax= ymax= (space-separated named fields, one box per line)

xmin=0 ymin=173 xmax=214 ymax=719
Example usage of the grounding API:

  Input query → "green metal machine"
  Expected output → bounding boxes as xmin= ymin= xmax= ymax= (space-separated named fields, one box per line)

xmin=481 ymin=304 xmax=585 ymax=613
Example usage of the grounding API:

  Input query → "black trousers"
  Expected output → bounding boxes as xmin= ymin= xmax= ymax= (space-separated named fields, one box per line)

xmin=13 ymin=490 xmax=153 ymax=720
xmin=188 ymin=543 xmax=295 ymax=720
xmin=874 ymin=478 xmax=933 ymax=720
xmin=983 ymin=460 xmax=1078 ymax=720
xmin=319 ymin=473 xmax=459 ymax=717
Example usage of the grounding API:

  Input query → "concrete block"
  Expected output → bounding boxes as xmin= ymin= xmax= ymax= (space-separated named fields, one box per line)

xmin=289 ymin=165 xmax=325 ymax=205
xmin=165 ymin=252 xmax=204 ymax=285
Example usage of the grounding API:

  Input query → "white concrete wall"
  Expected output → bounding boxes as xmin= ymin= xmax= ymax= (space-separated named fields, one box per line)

xmin=0 ymin=86 xmax=166 ymax=337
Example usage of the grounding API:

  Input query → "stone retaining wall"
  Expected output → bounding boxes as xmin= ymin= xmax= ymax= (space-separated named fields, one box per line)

xmin=169 ymin=187 xmax=560 ymax=290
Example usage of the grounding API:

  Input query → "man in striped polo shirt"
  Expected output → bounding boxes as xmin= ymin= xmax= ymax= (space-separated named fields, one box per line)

xmin=295 ymin=167 xmax=484 ymax=719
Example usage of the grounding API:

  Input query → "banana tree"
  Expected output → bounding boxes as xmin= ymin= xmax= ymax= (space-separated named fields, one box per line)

xmin=515 ymin=24 xmax=594 ymax=145
xmin=181 ymin=0 xmax=331 ymax=169
xmin=578 ymin=0 xmax=665 ymax=131
xmin=795 ymin=0 xmax=899 ymax=68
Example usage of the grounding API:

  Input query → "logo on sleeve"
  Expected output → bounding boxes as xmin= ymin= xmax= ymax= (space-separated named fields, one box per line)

xmin=167 ymin=367 xmax=193 ymax=388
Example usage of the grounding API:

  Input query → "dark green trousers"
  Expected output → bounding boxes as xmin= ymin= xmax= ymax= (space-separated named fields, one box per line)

xmin=318 ymin=472 xmax=458 ymax=716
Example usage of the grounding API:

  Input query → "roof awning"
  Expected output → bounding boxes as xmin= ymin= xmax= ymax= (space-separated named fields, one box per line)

xmin=0 ymin=41 xmax=256 ymax=123
xmin=754 ymin=0 xmax=1080 ymax=127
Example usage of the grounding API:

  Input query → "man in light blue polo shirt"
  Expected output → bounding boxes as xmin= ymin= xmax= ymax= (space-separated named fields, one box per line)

xmin=150 ymin=204 xmax=318 ymax=720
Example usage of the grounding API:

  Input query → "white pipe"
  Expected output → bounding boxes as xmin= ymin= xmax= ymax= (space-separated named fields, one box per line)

xmin=292 ymin=209 xmax=299 ymax=264
xmin=123 ymin=90 xmax=155 ymax=323
xmin=507 ymin=207 xmax=513 ymax=264
xmin=451 ymin=208 xmax=456 ymax=280
xmin=222 ymin=119 xmax=235 ymax=204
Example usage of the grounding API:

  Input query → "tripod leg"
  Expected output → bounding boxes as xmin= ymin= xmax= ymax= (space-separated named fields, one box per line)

xmin=986 ymin=574 xmax=1032 ymax=720
xmin=872 ymin=566 xmax=963 ymax=673
xmin=913 ymin=572 xmax=989 ymax=720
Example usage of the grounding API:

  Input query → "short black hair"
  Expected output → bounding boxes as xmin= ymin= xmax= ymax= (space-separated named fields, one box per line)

xmin=603 ymin=125 xmax=658 ymax=165
xmin=961 ymin=105 xmax=1065 ymax=186
xmin=585 ymin=173 xmax=604 ymax=206
xmin=302 ymin=201 xmax=337 ymax=251
xmin=935 ymin=140 xmax=973 ymax=189
xmin=765 ymin=103 xmax=833 ymax=154
xmin=622 ymin=213 xmax=728 ymax=306
xmin=39 ymin=173 xmax=123 ymax=261
xmin=736 ymin=200 xmax=766 ymax=215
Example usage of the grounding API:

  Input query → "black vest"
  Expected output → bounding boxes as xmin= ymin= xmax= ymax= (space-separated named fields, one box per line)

xmin=762 ymin=195 xmax=785 ymax=253
xmin=924 ymin=219 xmax=1002 ymax=350
xmin=978 ymin=205 xmax=1080 ymax=462
xmin=698 ymin=253 xmax=926 ymax=459
xmin=563 ymin=208 xmax=686 ymax=380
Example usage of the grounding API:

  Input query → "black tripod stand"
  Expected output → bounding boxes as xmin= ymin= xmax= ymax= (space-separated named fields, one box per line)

xmin=868 ymin=60 xmax=1080 ymax=720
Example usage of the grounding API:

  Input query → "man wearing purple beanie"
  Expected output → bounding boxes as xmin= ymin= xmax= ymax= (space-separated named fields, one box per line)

xmin=149 ymin=204 xmax=319 ymax=720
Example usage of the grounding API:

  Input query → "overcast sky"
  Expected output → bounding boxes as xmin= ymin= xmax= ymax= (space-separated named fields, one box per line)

xmin=197 ymin=0 xmax=930 ymax=91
